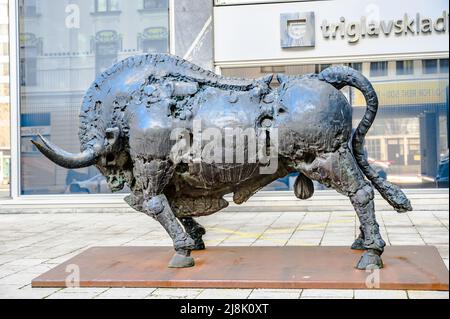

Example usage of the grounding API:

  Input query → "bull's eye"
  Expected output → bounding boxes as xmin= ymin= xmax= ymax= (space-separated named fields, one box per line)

xmin=106 ymin=154 xmax=115 ymax=163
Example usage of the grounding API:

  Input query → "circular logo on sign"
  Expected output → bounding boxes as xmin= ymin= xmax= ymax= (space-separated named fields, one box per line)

xmin=288 ymin=21 xmax=306 ymax=40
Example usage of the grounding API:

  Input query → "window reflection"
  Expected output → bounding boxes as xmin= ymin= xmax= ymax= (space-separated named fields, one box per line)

xmin=370 ymin=61 xmax=388 ymax=77
xmin=439 ymin=59 xmax=449 ymax=74
xmin=20 ymin=0 xmax=39 ymax=17
xmin=396 ymin=60 xmax=414 ymax=76
xmin=94 ymin=30 xmax=121 ymax=74
xmin=95 ymin=0 xmax=120 ymax=13
xmin=143 ymin=0 xmax=168 ymax=10
xmin=423 ymin=59 xmax=438 ymax=74
xmin=222 ymin=59 xmax=449 ymax=189
xmin=19 ymin=0 xmax=169 ymax=195
xmin=0 ymin=0 xmax=10 ymax=198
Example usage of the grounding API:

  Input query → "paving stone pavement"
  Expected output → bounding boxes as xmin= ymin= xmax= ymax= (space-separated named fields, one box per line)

xmin=0 ymin=210 xmax=448 ymax=299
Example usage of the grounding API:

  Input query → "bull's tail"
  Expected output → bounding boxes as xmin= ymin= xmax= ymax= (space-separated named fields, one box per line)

xmin=319 ymin=66 xmax=412 ymax=213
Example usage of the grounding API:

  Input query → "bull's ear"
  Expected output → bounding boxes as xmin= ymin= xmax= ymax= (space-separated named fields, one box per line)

xmin=276 ymin=73 xmax=289 ymax=84
xmin=258 ymin=74 xmax=274 ymax=85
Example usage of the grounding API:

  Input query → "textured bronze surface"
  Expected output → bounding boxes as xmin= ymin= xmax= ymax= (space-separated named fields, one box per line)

xmin=32 ymin=53 xmax=414 ymax=269
xmin=32 ymin=246 xmax=448 ymax=291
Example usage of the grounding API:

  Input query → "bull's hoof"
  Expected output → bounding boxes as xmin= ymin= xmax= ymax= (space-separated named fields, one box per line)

xmin=351 ymin=238 xmax=365 ymax=250
xmin=168 ymin=253 xmax=195 ymax=268
xmin=356 ymin=250 xmax=383 ymax=270
xmin=193 ymin=240 xmax=206 ymax=251
xmin=189 ymin=225 xmax=206 ymax=250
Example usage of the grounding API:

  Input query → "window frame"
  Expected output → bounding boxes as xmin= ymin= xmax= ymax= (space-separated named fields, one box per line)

xmin=439 ymin=58 xmax=449 ymax=74
xmin=94 ymin=0 xmax=121 ymax=14
xmin=370 ymin=61 xmax=388 ymax=77
xmin=396 ymin=60 xmax=414 ymax=76
xmin=142 ymin=0 xmax=168 ymax=10
xmin=349 ymin=62 xmax=363 ymax=72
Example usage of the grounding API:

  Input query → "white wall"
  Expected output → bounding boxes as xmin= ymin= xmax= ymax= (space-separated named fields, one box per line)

xmin=214 ymin=0 xmax=449 ymax=65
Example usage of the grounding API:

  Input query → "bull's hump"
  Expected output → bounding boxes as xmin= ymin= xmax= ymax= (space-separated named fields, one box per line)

xmin=102 ymin=54 xmax=257 ymax=91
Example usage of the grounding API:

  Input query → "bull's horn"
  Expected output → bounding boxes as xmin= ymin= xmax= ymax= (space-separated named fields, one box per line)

xmin=276 ymin=74 xmax=289 ymax=85
xmin=258 ymin=74 xmax=274 ymax=85
xmin=31 ymin=134 xmax=99 ymax=169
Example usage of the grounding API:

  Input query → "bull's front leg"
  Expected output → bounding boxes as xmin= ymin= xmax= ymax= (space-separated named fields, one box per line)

xmin=145 ymin=195 xmax=196 ymax=267
xmin=133 ymin=158 xmax=196 ymax=268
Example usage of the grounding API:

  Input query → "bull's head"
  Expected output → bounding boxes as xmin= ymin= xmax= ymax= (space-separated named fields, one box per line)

xmin=31 ymin=127 xmax=133 ymax=192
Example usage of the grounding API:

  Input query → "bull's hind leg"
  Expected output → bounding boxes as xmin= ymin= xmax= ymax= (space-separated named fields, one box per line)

xmin=179 ymin=218 xmax=206 ymax=250
xmin=132 ymin=158 xmax=196 ymax=268
xmin=297 ymin=146 xmax=386 ymax=270
xmin=351 ymin=226 xmax=366 ymax=250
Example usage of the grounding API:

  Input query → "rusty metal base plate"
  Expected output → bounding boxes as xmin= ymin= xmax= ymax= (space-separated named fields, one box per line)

xmin=32 ymin=246 xmax=449 ymax=290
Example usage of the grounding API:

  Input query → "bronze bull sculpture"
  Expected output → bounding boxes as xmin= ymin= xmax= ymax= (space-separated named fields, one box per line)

xmin=32 ymin=54 xmax=412 ymax=269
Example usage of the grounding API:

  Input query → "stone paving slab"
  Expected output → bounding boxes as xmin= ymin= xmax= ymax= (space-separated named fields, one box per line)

xmin=0 ymin=210 xmax=449 ymax=299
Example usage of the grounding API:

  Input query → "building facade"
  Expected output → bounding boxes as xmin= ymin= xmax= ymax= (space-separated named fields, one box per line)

xmin=1 ymin=0 xmax=448 ymax=200
xmin=0 ymin=0 xmax=10 ymax=191
xmin=214 ymin=0 xmax=449 ymax=190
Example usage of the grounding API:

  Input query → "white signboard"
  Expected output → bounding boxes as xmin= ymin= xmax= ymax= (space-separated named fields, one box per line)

xmin=214 ymin=0 xmax=449 ymax=65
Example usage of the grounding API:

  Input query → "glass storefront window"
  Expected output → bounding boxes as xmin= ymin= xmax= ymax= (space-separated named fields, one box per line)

xmin=95 ymin=0 xmax=120 ymax=13
xmin=0 ymin=0 xmax=10 ymax=198
xmin=18 ymin=0 xmax=169 ymax=195
xmin=396 ymin=61 xmax=414 ymax=76
xmin=222 ymin=58 xmax=449 ymax=190
xmin=423 ymin=59 xmax=439 ymax=74
xmin=370 ymin=61 xmax=388 ymax=77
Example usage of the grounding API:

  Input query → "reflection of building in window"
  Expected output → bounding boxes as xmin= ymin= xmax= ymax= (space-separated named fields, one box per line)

xmin=139 ymin=27 xmax=168 ymax=53
xmin=349 ymin=62 xmax=362 ymax=72
xmin=143 ymin=0 xmax=168 ymax=10
xmin=222 ymin=58 xmax=449 ymax=187
xmin=363 ymin=118 xmax=421 ymax=174
xmin=95 ymin=0 xmax=120 ymax=13
xmin=0 ymin=25 xmax=7 ymax=37
xmin=16 ymin=0 xmax=171 ymax=194
xmin=365 ymin=139 xmax=381 ymax=160
xmin=370 ymin=61 xmax=388 ymax=77
xmin=0 ymin=103 xmax=10 ymax=187
xmin=315 ymin=64 xmax=331 ymax=73
xmin=20 ymin=33 xmax=41 ymax=86
xmin=94 ymin=30 xmax=121 ymax=75
xmin=423 ymin=59 xmax=449 ymax=74
xmin=0 ymin=83 xmax=8 ymax=96
xmin=396 ymin=60 xmax=414 ymax=76
xmin=0 ymin=62 xmax=8 ymax=77
xmin=0 ymin=0 xmax=9 ymax=188
xmin=423 ymin=59 xmax=438 ymax=74
xmin=439 ymin=59 xmax=448 ymax=74
xmin=19 ymin=0 xmax=40 ymax=17
xmin=0 ymin=42 xmax=8 ymax=57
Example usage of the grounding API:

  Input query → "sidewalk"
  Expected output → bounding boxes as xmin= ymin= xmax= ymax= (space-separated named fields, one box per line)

xmin=0 ymin=209 xmax=448 ymax=299
xmin=0 ymin=186 xmax=8 ymax=199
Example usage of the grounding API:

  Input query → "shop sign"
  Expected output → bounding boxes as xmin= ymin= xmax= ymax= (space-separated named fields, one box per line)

xmin=280 ymin=10 xmax=448 ymax=48
xmin=353 ymin=80 xmax=449 ymax=106
xmin=322 ymin=11 xmax=449 ymax=43
xmin=280 ymin=12 xmax=315 ymax=48
xmin=21 ymin=126 xmax=51 ymax=137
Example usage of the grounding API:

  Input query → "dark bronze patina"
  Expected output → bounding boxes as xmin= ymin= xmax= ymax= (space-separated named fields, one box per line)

xmin=32 ymin=54 xmax=413 ymax=269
